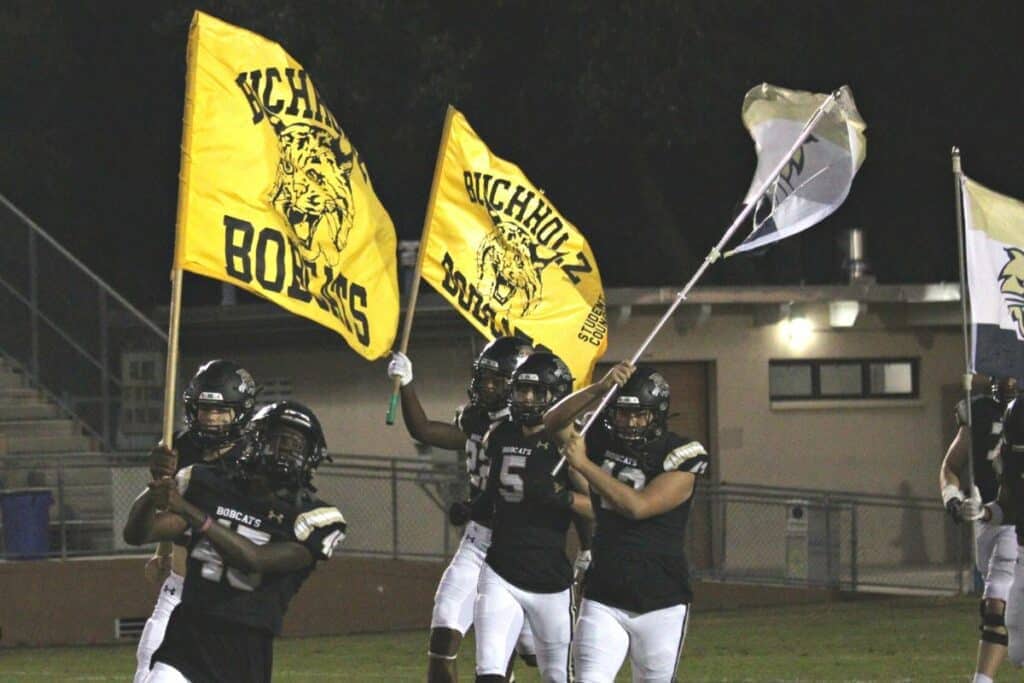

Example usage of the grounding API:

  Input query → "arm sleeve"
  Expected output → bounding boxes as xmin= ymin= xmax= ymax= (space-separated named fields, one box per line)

xmin=293 ymin=506 xmax=348 ymax=561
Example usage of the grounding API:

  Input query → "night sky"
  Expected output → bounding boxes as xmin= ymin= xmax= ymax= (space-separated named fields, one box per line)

xmin=3 ymin=1 xmax=1024 ymax=311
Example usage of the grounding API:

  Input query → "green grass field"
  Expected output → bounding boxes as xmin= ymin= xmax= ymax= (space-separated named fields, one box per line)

xmin=0 ymin=596 xmax=994 ymax=681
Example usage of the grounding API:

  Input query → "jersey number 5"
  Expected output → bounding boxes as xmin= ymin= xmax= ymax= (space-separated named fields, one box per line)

xmin=191 ymin=520 xmax=270 ymax=591
xmin=499 ymin=454 xmax=527 ymax=503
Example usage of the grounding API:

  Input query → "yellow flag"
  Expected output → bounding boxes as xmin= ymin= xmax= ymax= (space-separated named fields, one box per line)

xmin=174 ymin=11 xmax=398 ymax=359
xmin=420 ymin=108 xmax=607 ymax=387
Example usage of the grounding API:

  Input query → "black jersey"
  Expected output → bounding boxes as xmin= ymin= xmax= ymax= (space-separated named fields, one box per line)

xmin=479 ymin=419 xmax=574 ymax=593
xmin=174 ymin=463 xmax=347 ymax=635
xmin=455 ymin=403 xmax=508 ymax=526
xmin=999 ymin=442 xmax=1024 ymax=545
xmin=582 ymin=425 xmax=709 ymax=613
xmin=172 ymin=429 xmax=248 ymax=473
xmin=956 ymin=395 xmax=1004 ymax=503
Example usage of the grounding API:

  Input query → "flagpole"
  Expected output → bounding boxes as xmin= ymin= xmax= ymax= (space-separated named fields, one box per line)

xmin=161 ymin=268 xmax=184 ymax=447
xmin=553 ymin=89 xmax=841 ymax=476
xmin=159 ymin=14 xmax=202 ymax=451
xmin=952 ymin=147 xmax=976 ymax=493
xmin=386 ymin=105 xmax=457 ymax=425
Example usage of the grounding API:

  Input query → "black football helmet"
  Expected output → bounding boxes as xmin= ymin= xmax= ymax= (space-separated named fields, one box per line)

xmin=469 ymin=336 xmax=534 ymax=410
xmin=992 ymin=377 xmax=1020 ymax=406
xmin=235 ymin=401 xmax=330 ymax=492
xmin=508 ymin=352 xmax=573 ymax=426
xmin=603 ymin=366 xmax=670 ymax=447
xmin=182 ymin=360 xmax=258 ymax=447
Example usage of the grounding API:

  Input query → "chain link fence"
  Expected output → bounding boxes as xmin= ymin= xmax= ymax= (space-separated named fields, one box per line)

xmin=689 ymin=483 xmax=972 ymax=594
xmin=0 ymin=453 xmax=974 ymax=594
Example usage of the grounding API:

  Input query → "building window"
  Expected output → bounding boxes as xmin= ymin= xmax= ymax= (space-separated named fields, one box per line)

xmin=769 ymin=358 xmax=918 ymax=401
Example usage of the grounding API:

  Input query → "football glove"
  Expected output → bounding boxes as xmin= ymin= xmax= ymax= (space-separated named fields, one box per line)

xmin=387 ymin=351 xmax=413 ymax=387
xmin=961 ymin=485 xmax=985 ymax=521
xmin=448 ymin=501 xmax=471 ymax=527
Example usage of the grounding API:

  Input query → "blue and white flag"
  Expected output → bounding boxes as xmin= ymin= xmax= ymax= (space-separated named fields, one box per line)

xmin=730 ymin=84 xmax=867 ymax=255
xmin=963 ymin=175 xmax=1024 ymax=380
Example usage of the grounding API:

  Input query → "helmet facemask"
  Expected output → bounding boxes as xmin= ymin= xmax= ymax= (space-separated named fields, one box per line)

xmin=509 ymin=379 xmax=553 ymax=426
xmin=993 ymin=377 xmax=1020 ymax=406
xmin=470 ymin=365 xmax=511 ymax=411
xmin=608 ymin=405 xmax=657 ymax=444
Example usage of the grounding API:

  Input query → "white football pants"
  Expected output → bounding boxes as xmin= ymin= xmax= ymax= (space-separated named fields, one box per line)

xmin=474 ymin=563 xmax=572 ymax=682
xmin=573 ymin=598 xmax=689 ymax=683
xmin=431 ymin=521 xmax=534 ymax=655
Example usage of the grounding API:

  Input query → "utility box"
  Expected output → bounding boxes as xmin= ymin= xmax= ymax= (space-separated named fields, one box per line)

xmin=785 ymin=499 xmax=840 ymax=585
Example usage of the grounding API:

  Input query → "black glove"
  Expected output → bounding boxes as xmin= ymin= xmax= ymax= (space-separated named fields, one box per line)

xmin=945 ymin=498 xmax=964 ymax=525
xmin=525 ymin=476 xmax=574 ymax=510
xmin=448 ymin=501 xmax=472 ymax=527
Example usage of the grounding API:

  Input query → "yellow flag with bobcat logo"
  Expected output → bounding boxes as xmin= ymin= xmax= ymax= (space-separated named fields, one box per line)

xmin=419 ymin=108 xmax=607 ymax=387
xmin=174 ymin=11 xmax=398 ymax=359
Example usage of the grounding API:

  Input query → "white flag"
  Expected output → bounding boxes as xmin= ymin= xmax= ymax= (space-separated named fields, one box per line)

xmin=963 ymin=175 xmax=1024 ymax=380
xmin=730 ymin=84 xmax=867 ymax=255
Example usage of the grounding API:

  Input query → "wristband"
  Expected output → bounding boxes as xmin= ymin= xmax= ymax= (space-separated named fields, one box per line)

xmin=196 ymin=515 xmax=213 ymax=535
xmin=986 ymin=502 xmax=1004 ymax=526
xmin=941 ymin=484 xmax=964 ymax=507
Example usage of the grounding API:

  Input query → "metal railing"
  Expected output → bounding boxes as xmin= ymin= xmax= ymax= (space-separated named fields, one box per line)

xmin=0 ymin=452 xmax=973 ymax=594
xmin=0 ymin=193 xmax=167 ymax=451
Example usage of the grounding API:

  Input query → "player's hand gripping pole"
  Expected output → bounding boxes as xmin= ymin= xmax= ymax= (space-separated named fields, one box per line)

xmin=551 ymin=91 xmax=841 ymax=476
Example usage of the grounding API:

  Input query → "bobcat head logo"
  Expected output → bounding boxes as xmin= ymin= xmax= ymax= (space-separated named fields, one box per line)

xmin=267 ymin=118 xmax=356 ymax=267
xmin=475 ymin=209 xmax=566 ymax=317
xmin=999 ymin=247 xmax=1024 ymax=339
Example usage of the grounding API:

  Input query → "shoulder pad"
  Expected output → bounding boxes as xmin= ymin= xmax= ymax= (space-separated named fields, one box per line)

xmin=663 ymin=440 xmax=708 ymax=473
xmin=294 ymin=506 xmax=347 ymax=542
xmin=175 ymin=465 xmax=194 ymax=495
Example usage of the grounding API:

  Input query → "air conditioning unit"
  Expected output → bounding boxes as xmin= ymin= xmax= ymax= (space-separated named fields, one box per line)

xmin=785 ymin=499 xmax=840 ymax=586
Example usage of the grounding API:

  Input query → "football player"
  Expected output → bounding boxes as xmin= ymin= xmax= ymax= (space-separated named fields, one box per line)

xmin=123 ymin=401 xmax=346 ymax=683
xmin=468 ymin=352 xmax=630 ymax=683
xmin=941 ymin=376 xmax=1018 ymax=683
xmin=133 ymin=360 xmax=257 ymax=683
xmin=546 ymin=365 xmax=709 ymax=683
xmin=387 ymin=337 xmax=542 ymax=683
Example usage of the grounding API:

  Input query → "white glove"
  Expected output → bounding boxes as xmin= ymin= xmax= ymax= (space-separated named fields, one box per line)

xmin=573 ymin=549 xmax=592 ymax=577
xmin=387 ymin=351 xmax=413 ymax=387
xmin=961 ymin=485 xmax=985 ymax=521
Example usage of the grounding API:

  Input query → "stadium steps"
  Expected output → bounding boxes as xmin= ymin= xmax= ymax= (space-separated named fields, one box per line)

xmin=0 ymin=359 xmax=112 ymax=553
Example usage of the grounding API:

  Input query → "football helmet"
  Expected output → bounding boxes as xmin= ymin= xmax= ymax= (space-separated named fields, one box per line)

xmin=236 ymin=401 xmax=330 ymax=491
xmin=992 ymin=376 xmax=1019 ymax=406
xmin=508 ymin=352 xmax=572 ymax=426
xmin=603 ymin=366 xmax=670 ymax=447
xmin=468 ymin=336 xmax=533 ymax=410
xmin=182 ymin=360 xmax=257 ymax=447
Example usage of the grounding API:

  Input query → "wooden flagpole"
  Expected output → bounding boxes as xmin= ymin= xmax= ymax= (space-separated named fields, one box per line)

xmin=386 ymin=105 xmax=457 ymax=424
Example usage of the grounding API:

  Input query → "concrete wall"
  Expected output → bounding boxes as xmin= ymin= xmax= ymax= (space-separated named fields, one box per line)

xmin=0 ymin=555 xmax=834 ymax=648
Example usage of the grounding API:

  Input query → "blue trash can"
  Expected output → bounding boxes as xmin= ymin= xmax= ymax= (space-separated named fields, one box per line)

xmin=0 ymin=488 xmax=53 ymax=559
